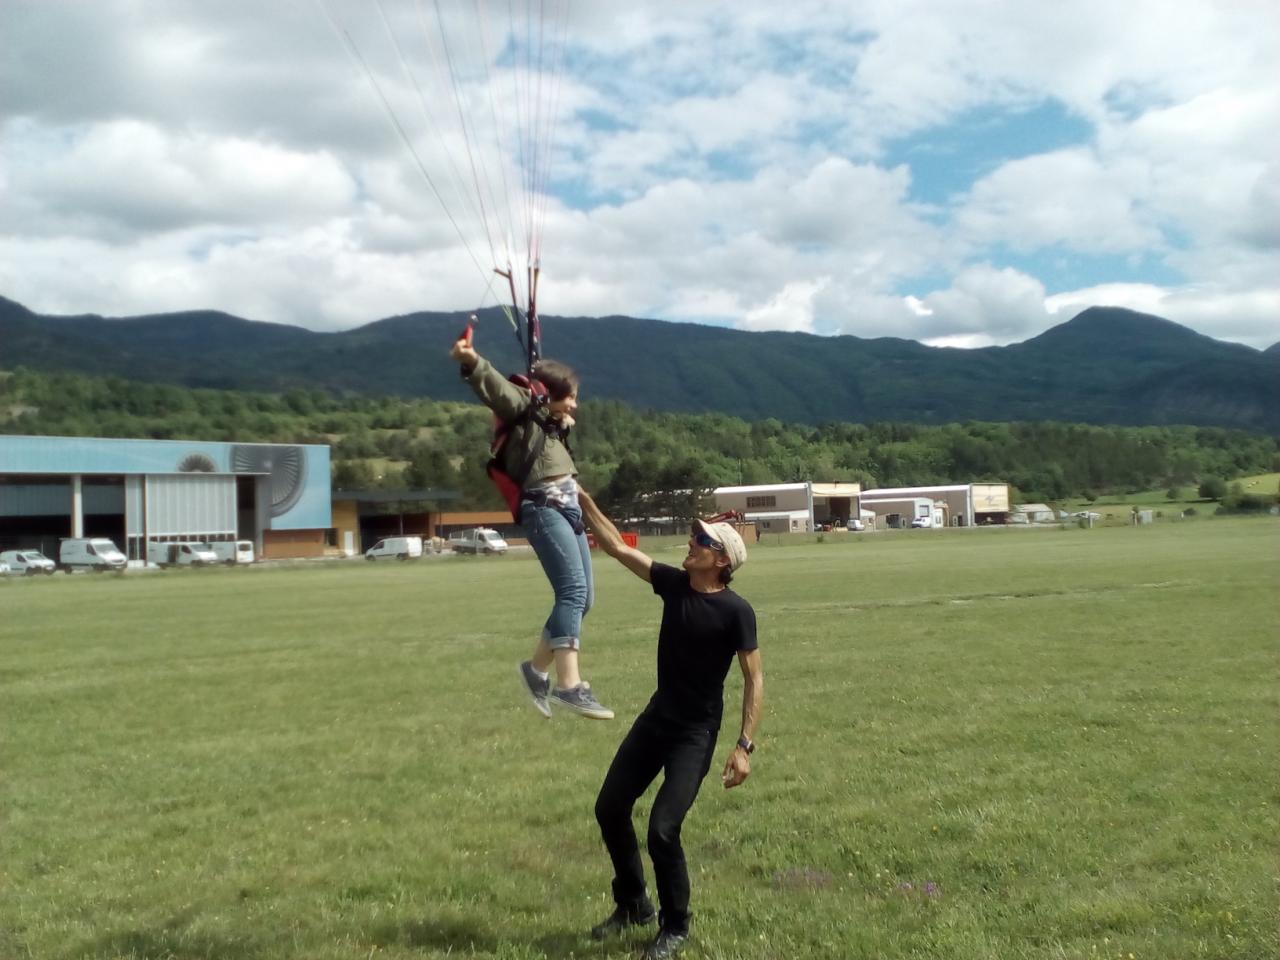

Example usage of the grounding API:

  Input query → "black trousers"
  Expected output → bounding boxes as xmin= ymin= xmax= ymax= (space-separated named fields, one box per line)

xmin=594 ymin=711 xmax=718 ymax=935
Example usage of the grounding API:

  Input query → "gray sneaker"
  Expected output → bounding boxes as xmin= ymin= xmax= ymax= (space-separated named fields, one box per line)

xmin=550 ymin=683 xmax=614 ymax=720
xmin=518 ymin=661 xmax=552 ymax=719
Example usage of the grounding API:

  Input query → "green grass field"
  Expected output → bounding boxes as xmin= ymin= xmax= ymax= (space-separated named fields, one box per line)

xmin=3 ymin=520 xmax=1277 ymax=959
xmin=1237 ymin=473 xmax=1280 ymax=495
xmin=1063 ymin=472 xmax=1280 ymax=518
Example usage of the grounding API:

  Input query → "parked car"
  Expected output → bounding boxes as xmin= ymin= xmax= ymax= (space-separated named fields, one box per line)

xmin=365 ymin=536 xmax=424 ymax=561
xmin=847 ymin=518 xmax=866 ymax=532
xmin=209 ymin=540 xmax=255 ymax=565
xmin=59 ymin=537 xmax=127 ymax=572
xmin=448 ymin=528 xmax=509 ymax=555
xmin=0 ymin=549 xmax=57 ymax=575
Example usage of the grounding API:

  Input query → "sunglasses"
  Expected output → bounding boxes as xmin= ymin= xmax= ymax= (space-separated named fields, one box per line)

xmin=693 ymin=531 xmax=724 ymax=551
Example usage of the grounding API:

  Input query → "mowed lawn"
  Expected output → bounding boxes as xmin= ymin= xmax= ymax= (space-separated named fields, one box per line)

xmin=2 ymin=521 xmax=1276 ymax=960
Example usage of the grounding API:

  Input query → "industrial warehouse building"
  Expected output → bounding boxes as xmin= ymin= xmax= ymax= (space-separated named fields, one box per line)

xmin=713 ymin=481 xmax=1011 ymax=531
xmin=860 ymin=483 xmax=1011 ymax=528
xmin=330 ymin=489 xmax=465 ymax=557
xmin=712 ymin=482 xmax=864 ymax=533
xmin=0 ymin=435 xmax=332 ymax=562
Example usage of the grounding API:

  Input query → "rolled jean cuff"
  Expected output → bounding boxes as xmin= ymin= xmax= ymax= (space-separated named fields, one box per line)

xmin=544 ymin=633 xmax=581 ymax=651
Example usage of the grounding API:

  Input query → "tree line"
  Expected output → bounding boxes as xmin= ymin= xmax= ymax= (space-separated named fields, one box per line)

xmin=2 ymin=368 xmax=1276 ymax=513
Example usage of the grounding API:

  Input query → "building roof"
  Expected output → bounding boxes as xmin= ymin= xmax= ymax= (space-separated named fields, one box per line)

xmin=810 ymin=482 xmax=862 ymax=497
xmin=863 ymin=484 xmax=972 ymax=496
xmin=1016 ymin=503 xmax=1053 ymax=513
xmin=714 ymin=482 xmax=810 ymax=494
xmin=0 ymin=434 xmax=323 ymax=477
xmin=334 ymin=488 xmax=461 ymax=504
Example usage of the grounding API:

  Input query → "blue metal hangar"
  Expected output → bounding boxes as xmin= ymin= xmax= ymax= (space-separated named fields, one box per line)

xmin=0 ymin=435 xmax=332 ymax=562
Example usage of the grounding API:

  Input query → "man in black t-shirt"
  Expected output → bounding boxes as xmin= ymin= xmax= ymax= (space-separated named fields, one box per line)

xmin=579 ymin=492 xmax=764 ymax=960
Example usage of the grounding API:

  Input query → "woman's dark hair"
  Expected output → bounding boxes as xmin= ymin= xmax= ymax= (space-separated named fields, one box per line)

xmin=718 ymin=566 xmax=733 ymax=586
xmin=531 ymin=359 xmax=579 ymax=401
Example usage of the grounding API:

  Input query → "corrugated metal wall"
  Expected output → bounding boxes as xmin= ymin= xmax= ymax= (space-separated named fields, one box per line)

xmin=144 ymin=474 xmax=236 ymax=537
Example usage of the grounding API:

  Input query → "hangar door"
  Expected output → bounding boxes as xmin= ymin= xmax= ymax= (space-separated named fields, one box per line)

xmin=0 ymin=476 xmax=125 ymax=557
xmin=128 ymin=474 xmax=237 ymax=558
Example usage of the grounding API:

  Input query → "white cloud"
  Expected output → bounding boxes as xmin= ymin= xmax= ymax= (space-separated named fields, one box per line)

xmin=954 ymin=148 xmax=1160 ymax=255
xmin=919 ymin=265 xmax=1051 ymax=341
xmin=0 ymin=0 xmax=1277 ymax=351
xmin=1 ymin=119 xmax=356 ymax=241
xmin=740 ymin=279 xmax=828 ymax=333
xmin=1045 ymin=283 xmax=1168 ymax=319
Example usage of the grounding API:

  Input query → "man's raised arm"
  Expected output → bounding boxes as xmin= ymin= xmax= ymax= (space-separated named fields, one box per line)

xmin=579 ymin=490 xmax=654 ymax=582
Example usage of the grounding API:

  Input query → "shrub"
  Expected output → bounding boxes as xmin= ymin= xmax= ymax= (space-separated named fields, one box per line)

xmin=1198 ymin=477 xmax=1227 ymax=500
xmin=1216 ymin=491 xmax=1276 ymax=514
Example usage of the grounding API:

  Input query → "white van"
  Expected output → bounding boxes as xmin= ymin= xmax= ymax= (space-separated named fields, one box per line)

xmin=0 ymin=549 xmax=57 ymax=575
xmin=147 ymin=541 xmax=219 ymax=567
xmin=365 ymin=535 xmax=424 ymax=561
xmin=209 ymin=540 xmax=255 ymax=565
xmin=60 ymin=538 xmax=127 ymax=572
xmin=448 ymin=528 xmax=509 ymax=555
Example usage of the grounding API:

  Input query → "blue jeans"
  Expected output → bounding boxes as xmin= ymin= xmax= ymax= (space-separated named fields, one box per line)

xmin=520 ymin=497 xmax=593 ymax=650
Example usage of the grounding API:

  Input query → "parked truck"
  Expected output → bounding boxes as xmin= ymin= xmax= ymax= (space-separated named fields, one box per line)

xmin=60 ymin=538 xmax=127 ymax=572
xmin=0 ymin=549 xmax=57 ymax=575
xmin=147 ymin=541 xmax=219 ymax=567
xmin=447 ymin=528 xmax=509 ymax=555
xmin=365 ymin=536 xmax=424 ymax=561
xmin=209 ymin=540 xmax=255 ymax=565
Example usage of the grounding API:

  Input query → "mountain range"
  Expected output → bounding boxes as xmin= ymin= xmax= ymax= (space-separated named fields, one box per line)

xmin=1 ymin=295 xmax=1276 ymax=432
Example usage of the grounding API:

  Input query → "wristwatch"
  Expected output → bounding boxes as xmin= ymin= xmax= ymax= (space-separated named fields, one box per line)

xmin=736 ymin=736 xmax=755 ymax=754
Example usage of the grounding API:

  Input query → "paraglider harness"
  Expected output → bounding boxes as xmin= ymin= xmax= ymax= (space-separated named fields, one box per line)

xmin=485 ymin=375 xmax=580 ymax=532
xmin=460 ymin=306 xmax=583 ymax=533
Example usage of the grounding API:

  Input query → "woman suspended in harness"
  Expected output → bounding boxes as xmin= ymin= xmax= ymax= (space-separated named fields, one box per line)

xmin=450 ymin=331 xmax=613 ymax=721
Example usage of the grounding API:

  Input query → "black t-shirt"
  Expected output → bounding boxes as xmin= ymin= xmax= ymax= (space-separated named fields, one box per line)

xmin=643 ymin=562 xmax=758 ymax=730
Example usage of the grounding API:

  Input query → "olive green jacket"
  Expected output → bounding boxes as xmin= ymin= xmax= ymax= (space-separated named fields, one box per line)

xmin=464 ymin=355 xmax=576 ymax=488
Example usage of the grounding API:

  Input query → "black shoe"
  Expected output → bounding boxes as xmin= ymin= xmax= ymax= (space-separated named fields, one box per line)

xmin=589 ymin=901 xmax=657 ymax=940
xmin=644 ymin=928 xmax=689 ymax=959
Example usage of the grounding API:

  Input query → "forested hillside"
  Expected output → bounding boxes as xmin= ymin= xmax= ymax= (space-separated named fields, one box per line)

xmin=3 ymin=296 xmax=1277 ymax=432
xmin=3 ymin=368 xmax=1275 ymax=511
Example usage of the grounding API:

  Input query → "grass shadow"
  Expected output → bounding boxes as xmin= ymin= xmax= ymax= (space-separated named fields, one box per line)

xmin=375 ymin=913 xmax=645 ymax=959
xmin=370 ymin=915 xmax=499 ymax=953
xmin=534 ymin=928 xmax=655 ymax=959
xmin=87 ymin=926 xmax=264 ymax=960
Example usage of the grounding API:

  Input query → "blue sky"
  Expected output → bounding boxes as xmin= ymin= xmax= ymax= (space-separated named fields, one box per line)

xmin=885 ymin=102 xmax=1094 ymax=207
xmin=0 ymin=0 xmax=1276 ymax=349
